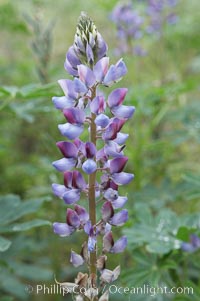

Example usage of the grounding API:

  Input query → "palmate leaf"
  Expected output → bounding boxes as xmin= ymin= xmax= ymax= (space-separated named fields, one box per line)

xmin=0 ymin=194 xmax=51 ymax=252
xmin=0 ymin=219 xmax=52 ymax=233
xmin=0 ymin=195 xmax=50 ymax=225
xmin=124 ymin=202 xmax=200 ymax=255
xmin=124 ymin=206 xmax=181 ymax=255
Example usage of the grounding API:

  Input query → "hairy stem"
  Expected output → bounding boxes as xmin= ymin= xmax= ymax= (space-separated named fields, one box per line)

xmin=88 ymin=88 xmax=97 ymax=286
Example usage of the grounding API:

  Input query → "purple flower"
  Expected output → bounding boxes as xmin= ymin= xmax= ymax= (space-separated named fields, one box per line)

xmin=181 ymin=234 xmax=200 ymax=253
xmin=70 ymin=250 xmax=85 ymax=267
xmin=53 ymin=206 xmax=89 ymax=237
xmin=103 ymin=59 xmax=127 ymax=86
xmin=101 ymin=201 xmax=128 ymax=226
xmin=52 ymin=12 xmax=134 ymax=292
xmin=103 ymin=231 xmax=127 ymax=253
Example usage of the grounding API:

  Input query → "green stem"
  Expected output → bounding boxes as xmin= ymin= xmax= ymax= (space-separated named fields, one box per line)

xmin=88 ymin=88 xmax=97 ymax=287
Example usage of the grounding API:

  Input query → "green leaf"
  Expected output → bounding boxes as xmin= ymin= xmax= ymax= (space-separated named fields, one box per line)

xmin=11 ymin=262 xmax=52 ymax=281
xmin=11 ymin=219 xmax=51 ymax=232
xmin=0 ymin=269 xmax=27 ymax=299
xmin=176 ymin=227 xmax=190 ymax=241
xmin=0 ymin=236 xmax=12 ymax=252
xmin=0 ymin=195 xmax=50 ymax=225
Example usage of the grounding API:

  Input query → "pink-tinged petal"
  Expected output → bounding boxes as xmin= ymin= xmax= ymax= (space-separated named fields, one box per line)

xmin=111 ymin=196 xmax=127 ymax=209
xmin=63 ymin=189 xmax=81 ymax=204
xmin=66 ymin=46 xmax=81 ymax=67
xmin=73 ymin=78 xmax=88 ymax=94
xmin=115 ymin=117 xmax=126 ymax=132
xmin=53 ymin=222 xmax=74 ymax=237
xmin=85 ymin=142 xmax=96 ymax=158
xmin=56 ymin=141 xmax=78 ymax=158
xmin=95 ymin=114 xmax=110 ymax=128
xmin=58 ymin=123 xmax=84 ymax=140
xmin=103 ymin=59 xmax=127 ymax=86
xmin=111 ymin=105 xmax=135 ymax=119
xmin=102 ymin=118 xmax=126 ymax=141
xmin=110 ymin=209 xmax=128 ymax=226
xmin=104 ymin=188 xmax=118 ymax=201
xmin=100 ymin=266 xmax=120 ymax=283
xmin=66 ymin=208 xmax=80 ymax=228
xmin=103 ymin=231 xmax=114 ymax=252
xmin=94 ymin=57 xmax=110 ymax=82
xmin=64 ymin=59 xmax=78 ymax=77
xmin=52 ymin=96 xmax=75 ymax=110
xmin=104 ymin=141 xmax=124 ymax=158
xmin=96 ymin=32 xmax=108 ymax=59
xmin=110 ymin=157 xmax=128 ymax=174
xmin=74 ymin=205 xmax=89 ymax=224
xmin=86 ymin=43 xmax=94 ymax=63
xmin=96 ymin=148 xmax=108 ymax=162
xmin=107 ymin=88 xmax=128 ymax=108
xmin=101 ymin=201 xmax=114 ymax=222
xmin=82 ymin=159 xmax=97 ymax=174
xmin=102 ymin=122 xmax=118 ymax=141
xmin=52 ymin=183 xmax=67 ymax=198
xmin=90 ymin=96 xmax=106 ymax=115
xmin=78 ymin=65 xmax=96 ymax=87
xmin=110 ymin=236 xmax=127 ymax=253
xmin=63 ymin=108 xmax=85 ymax=125
xmin=58 ymin=79 xmax=77 ymax=99
xmin=52 ymin=158 xmax=76 ymax=172
xmin=70 ymin=250 xmax=84 ymax=267
xmin=64 ymin=171 xmax=73 ymax=188
xmin=114 ymin=133 xmax=129 ymax=144
xmin=72 ymin=171 xmax=87 ymax=189
xmin=112 ymin=172 xmax=134 ymax=185
xmin=109 ymin=180 xmax=118 ymax=191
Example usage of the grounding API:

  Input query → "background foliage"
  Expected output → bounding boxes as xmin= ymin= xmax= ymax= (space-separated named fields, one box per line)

xmin=0 ymin=0 xmax=200 ymax=300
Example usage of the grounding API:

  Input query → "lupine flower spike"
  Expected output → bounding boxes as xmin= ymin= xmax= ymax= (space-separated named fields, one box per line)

xmin=52 ymin=12 xmax=134 ymax=301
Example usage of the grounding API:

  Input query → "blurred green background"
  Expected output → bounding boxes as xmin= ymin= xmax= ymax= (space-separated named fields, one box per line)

xmin=0 ymin=0 xmax=200 ymax=300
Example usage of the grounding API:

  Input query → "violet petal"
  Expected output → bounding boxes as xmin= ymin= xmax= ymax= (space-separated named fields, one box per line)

xmin=94 ymin=57 xmax=110 ymax=82
xmin=53 ymin=222 xmax=74 ymax=237
xmin=63 ymin=108 xmax=85 ymax=125
xmin=66 ymin=208 xmax=80 ymax=228
xmin=74 ymin=204 xmax=89 ymax=224
xmin=63 ymin=189 xmax=81 ymax=204
xmin=52 ymin=158 xmax=76 ymax=172
xmin=110 ymin=236 xmax=127 ymax=253
xmin=111 ymin=105 xmax=135 ymax=119
xmin=90 ymin=96 xmax=106 ymax=115
xmin=70 ymin=250 xmax=85 ymax=267
xmin=112 ymin=172 xmax=134 ymax=185
xmin=95 ymin=114 xmax=110 ymax=128
xmin=58 ymin=123 xmax=84 ymax=140
xmin=101 ymin=201 xmax=114 ymax=222
xmin=82 ymin=159 xmax=97 ymax=174
xmin=52 ymin=183 xmax=67 ymax=198
xmin=56 ymin=141 xmax=78 ymax=158
xmin=111 ymin=196 xmax=128 ymax=209
xmin=78 ymin=65 xmax=96 ymax=87
xmin=52 ymin=96 xmax=75 ymax=110
xmin=110 ymin=209 xmax=128 ymax=226
xmin=110 ymin=157 xmax=128 ymax=173
xmin=107 ymin=88 xmax=128 ymax=108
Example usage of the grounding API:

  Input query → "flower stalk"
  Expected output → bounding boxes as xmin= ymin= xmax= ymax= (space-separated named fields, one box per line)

xmin=52 ymin=12 xmax=135 ymax=301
